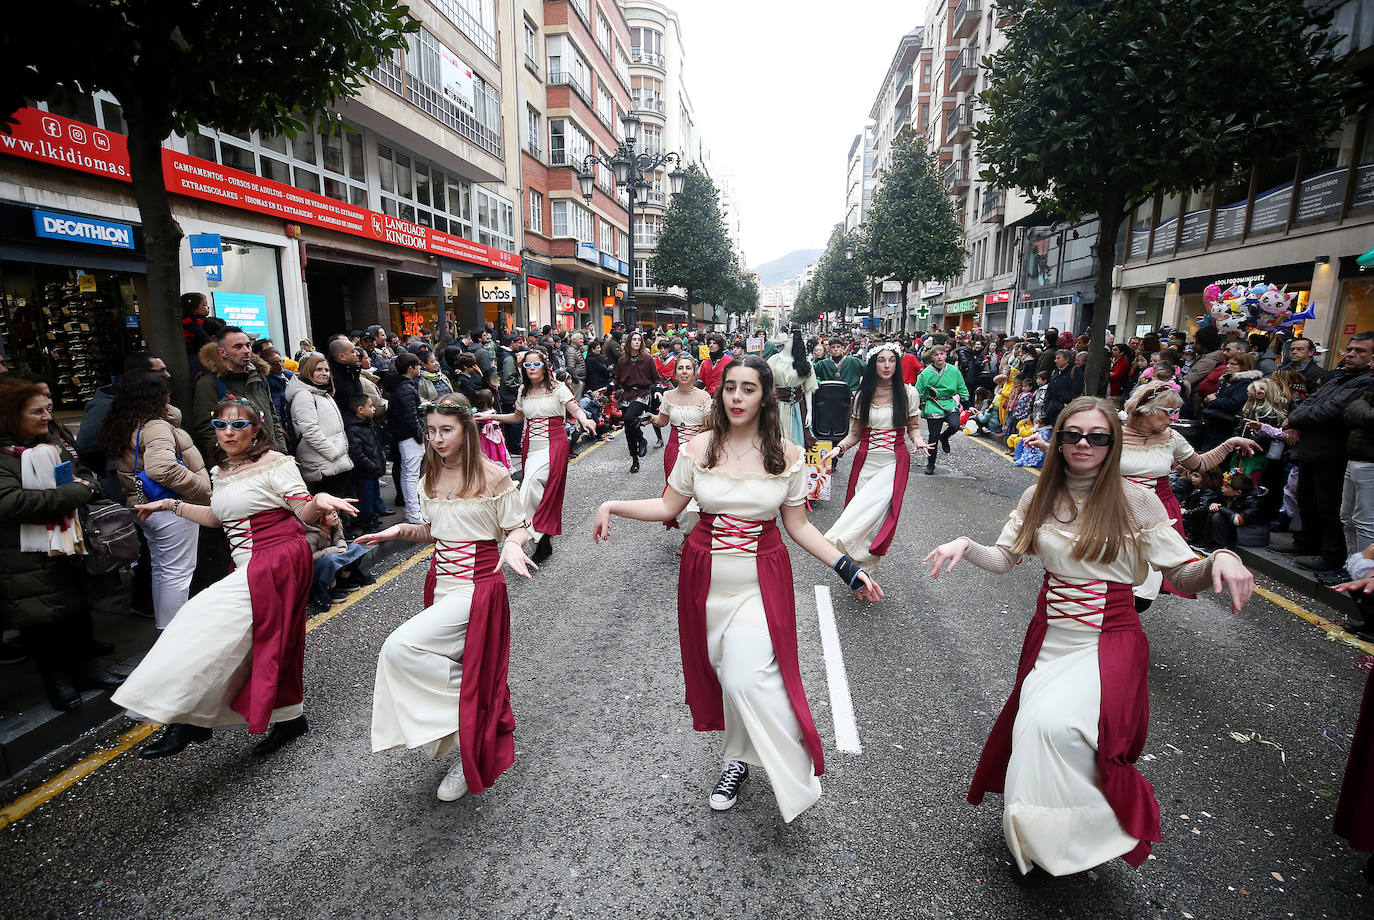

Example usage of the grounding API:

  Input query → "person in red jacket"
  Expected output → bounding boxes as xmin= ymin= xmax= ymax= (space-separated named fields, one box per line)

xmin=1108 ymin=343 xmax=1133 ymax=397
xmin=699 ymin=334 xmax=734 ymax=394
xmin=651 ymin=338 xmax=677 ymax=450
xmin=900 ymin=341 xmax=924 ymax=385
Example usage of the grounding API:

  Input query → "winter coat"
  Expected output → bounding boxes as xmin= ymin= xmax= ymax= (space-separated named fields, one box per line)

xmin=327 ymin=357 xmax=364 ymax=418
xmin=0 ymin=435 xmax=99 ymax=630
xmin=360 ymin=370 xmax=388 ymax=415
xmin=1215 ymin=487 xmax=1268 ymax=529
xmin=1041 ymin=366 xmax=1082 ymax=429
xmin=286 ymin=375 xmax=354 ymax=482
xmin=1344 ymin=389 xmax=1374 ymax=463
xmin=382 ymin=371 xmax=424 ymax=444
xmin=1277 ymin=357 xmax=1326 ymax=393
xmin=344 ymin=413 xmax=387 ymax=479
xmin=113 ymin=405 xmax=212 ymax=507
xmin=1201 ymin=369 xmax=1262 ymax=450
xmin=266 ymin=370 xmax=291 ymax=434
xmin=1181 ymin=486 xmax=1221 ymax=542
xmin=564 ymin=344 xmax=587 ymax=386
xmin=1287 ymin=366 xmax=1374 ymax=464
xmin=1184 ymin=348 xmax=1224 ymax=389
xmin=495 ymin=346 xmax=521 ymax=404
xmin=191 ymin=342 xmax=286 ymax=458
xmin=585 ymin=352 xmax=613 ymax=393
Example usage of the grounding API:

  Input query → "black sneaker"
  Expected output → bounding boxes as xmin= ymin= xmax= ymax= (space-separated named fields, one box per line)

xmin=709 ymin=761 xmax=749 ymax=811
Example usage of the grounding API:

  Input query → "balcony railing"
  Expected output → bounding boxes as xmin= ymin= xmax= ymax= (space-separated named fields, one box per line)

xmin=892 ymin=104 xmax=910 ymax=133
xmin=431 ymin=0 xmax=499 ymax=62
xmin=526 ymin=140 xmax=542 ymax=160
xmin=952 ymin=0 xmax=983 ymax=39
xmin=371 ymin=55 xmax=502 ymax=157
xmin=524 ymin=54 xmax=540 ymax=78
xmin=896 ymin=66 xmax=913 ymax=101
xmin=980 ymin=187 xmax=1005 ymax=223
xmin=631 ymin=93 xmax=665 ymax=115
xmin=548 ymin=70 xmax=595 ymax=109
xmin=630 ymin=48 xmax=666 ymax=69
xmin=950 ymin=47 xmax=979 ymax=90
xmin=946 ymin=103 xmax=972 ymax=143
xmin=943 ymin=159 xmax=969 ymax=191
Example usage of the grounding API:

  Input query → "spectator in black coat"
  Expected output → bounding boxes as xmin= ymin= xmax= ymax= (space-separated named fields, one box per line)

xmin=1041 ymin=349 xmax=1082 ymax=429
xmin=1199 ymin=353 xmax=1262 ymax=450
xmin=381 ymin=352 xmax=425 ymax=524
xmin=327 ymin=338 xmax=364 ymax=417
xmin=1205 ymin=472 xmax=1265 ymax=550
xmin=1180 ymin=467 xmax=1224 ymax=544
xmin=343 ymin=394 xmax=387 ymax=533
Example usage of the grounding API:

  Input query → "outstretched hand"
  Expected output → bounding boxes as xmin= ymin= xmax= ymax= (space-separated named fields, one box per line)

xmin=592 ymin=503 xmax=613 ymax=543
xmin=854 ymin=571 xmax=883 ymax=602
xmin=1332 ymin=573 xmax=1374 ymax=595
xmin=498 ymin=539 xmax=538 ymax=579
xmin=1211 ymin=551 xmax=1254 ymax=614
xmin=923 ymin=537 xmax=970 ymax=578
xmin=355 ymin=525 xmax=401 ymax=545
xmin=314 ymin=492 xmax=359 ymax=517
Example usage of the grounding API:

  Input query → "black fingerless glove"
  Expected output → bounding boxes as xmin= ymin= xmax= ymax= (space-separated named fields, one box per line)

xmin=833 ymin=554 xmax=864 ymax=590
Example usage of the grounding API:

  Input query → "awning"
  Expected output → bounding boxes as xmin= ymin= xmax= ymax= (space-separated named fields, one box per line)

xmin=648 ymin=307 xmax=689 ymax=317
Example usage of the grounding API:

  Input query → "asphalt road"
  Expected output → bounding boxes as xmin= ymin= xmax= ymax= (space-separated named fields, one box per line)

xmin=1 ymin=431 xmax=1370 ymax=920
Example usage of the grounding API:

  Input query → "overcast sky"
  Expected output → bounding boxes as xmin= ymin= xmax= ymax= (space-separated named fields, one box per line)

xmin=672 ymin=0 xmax=920 ymax=270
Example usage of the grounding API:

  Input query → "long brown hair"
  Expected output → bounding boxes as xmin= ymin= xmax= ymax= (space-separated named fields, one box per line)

xmin=1011 ymin=396 xmax=1133 ymax=563
xmin=517 ymin=348 xmax=554 ymax=398
xmin=420 ymin=393 xmax=485 ymax=499
xmin=703 ymin=355 xmax=788 ymax=475
xmin=210 ymin=398 xmax=274 ymax=468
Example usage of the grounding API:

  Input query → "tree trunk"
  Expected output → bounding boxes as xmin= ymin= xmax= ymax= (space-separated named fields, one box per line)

xmin=1085 ymin=198 xmax=1124 ymax=398
xmin=899 ymin=279 xmax=910 ymax=335
xmin=123 ymin=108 xmax=189 ymax=409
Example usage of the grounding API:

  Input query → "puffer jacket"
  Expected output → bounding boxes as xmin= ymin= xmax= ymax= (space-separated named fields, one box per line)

xmin=191 ymin=342 xmax=286 ymax=457
xmin=564 ymin=344 xmax=587 ymax=386
xmin=0 ymin=435 xmax=99 ymax=629
xmin=1201 ymin=369 xmax=1262 ymax=450
xmin=1287 ymin=366 xmax=1374 ymax=463
xmin=114 ymin=405 xmax=212 ymax=507
xmin=382 ymin=370 xmax=424 ymax=443
xmin=344 ymin=413 xmax=387 ymax=479
xmin=286 ymin=375 xmax=354 ymax=482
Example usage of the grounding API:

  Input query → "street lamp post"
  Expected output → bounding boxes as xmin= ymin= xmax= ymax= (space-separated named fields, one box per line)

xmin=577 ymin=113 xmax=687 ymax=333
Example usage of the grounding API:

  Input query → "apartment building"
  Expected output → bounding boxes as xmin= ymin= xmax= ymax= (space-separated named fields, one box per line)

xmin=517 ymin=0 xmax=633 ymax=334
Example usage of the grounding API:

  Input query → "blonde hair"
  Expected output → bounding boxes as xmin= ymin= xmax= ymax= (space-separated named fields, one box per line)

xmin=1123 ymin=382 xmax=1182 ymax=417
xmin=1242 ymin=377 xmax=1290 ymax=424
xmin=298 ymin=353 xmax=331 ymax=392
xmin=1011 ymin=397 xmax=1133 ymax=564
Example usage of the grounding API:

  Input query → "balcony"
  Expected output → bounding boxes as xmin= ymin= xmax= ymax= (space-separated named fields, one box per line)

xmin=952 ymin=0 xmax=983 ymax=39
xmin=980 ymin=187 xmax=1005 ymax=223
xmin=892 ymin=104 xmax=910 ymax=135
xmin=526 ymin=140 xmax=542 ymax=160
xmin=631 ymin=47 xmax=666 ymax=70
xmin=949 ymin=47 xmax=979 ymax=92
xmin=548 ymin=70 xmax=593 ymax=109
xmin=631 ymin=93 xmax=665 ymax=116
xmin=943 ymin=158 xmax=970 ymax=192
xmin=896 ymin=66 xmax=913 ymax=104
xmin=946 ymin=103 xmax=972 ymax=144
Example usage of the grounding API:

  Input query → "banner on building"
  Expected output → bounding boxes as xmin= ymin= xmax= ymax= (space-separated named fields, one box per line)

xmin=437 ymin=45 xmax=477 ymax=116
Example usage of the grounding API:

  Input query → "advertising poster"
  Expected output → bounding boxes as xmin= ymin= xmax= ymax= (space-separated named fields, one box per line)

xmin=805 ymin=440 xmax=833 ymax=502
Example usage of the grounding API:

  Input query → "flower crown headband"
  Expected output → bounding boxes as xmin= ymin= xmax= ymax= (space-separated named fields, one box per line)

xmin=870 ymin=342 xmax=904 ymax=359
xmin=420 ymin=395 xmax=473 ymax=415
xmin=212 ymin=395 xmax=261 ymax=421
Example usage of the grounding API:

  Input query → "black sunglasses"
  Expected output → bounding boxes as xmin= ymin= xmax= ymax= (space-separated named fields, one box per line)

xmin=1056 ymin=430 xmax=1113 ymax=447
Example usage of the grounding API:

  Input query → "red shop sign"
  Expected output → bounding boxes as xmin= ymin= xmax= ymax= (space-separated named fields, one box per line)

xmin=0 ymin=106 xmax=521 ymax=274
xmin=554 ymin=283 xmax=575 ymax=312
xmin=985 ymin=290 xmax=1010 ymax=305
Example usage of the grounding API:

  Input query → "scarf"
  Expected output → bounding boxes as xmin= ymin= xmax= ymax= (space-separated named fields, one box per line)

xmin=17 ymin=443 xmax=84 ymax=556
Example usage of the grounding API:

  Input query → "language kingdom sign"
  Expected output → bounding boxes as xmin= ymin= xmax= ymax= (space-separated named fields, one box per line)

xmin=0 ymin=107 xmax=521 ymax=275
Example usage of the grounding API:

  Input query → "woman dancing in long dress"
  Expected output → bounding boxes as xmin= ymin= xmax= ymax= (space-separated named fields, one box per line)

xmin=648 ymin=353 xmax=712 ymax=537
xmin=477 ymin=348 xmax=596 ymax=565
xmin=593 ymin=356 xmax=883 ymax=823
xmin=823 ymin=343 xmax=930 ymax=574
xmin=924 ymin=396 xmax=1253 ymax=878
xmin=765 ymin=328 xmax=818 ymax=447
xmin=115 ymin=398 xmax=357 ymax=759
xmin=362 ymin=394 xmax=536 ymax=801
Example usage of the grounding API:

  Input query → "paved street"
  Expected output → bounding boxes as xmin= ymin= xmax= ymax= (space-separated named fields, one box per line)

xmin=2 ymin=433 xmax=1371 ymax=919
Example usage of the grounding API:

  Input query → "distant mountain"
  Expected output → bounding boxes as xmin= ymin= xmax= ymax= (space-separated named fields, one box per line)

xmin=752 ymin=249 xmax=824 ymax=285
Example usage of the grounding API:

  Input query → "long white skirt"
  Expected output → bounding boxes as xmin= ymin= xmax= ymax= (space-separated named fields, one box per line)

xmin=112 ymin=565 xmax=303 ymax=728
xmin=521 ymin=438 xmax=551 ymax=543
xmin=371 ymin=575 xmax=474 ymax=759
xmin=1003 ymin=620 xmax=1139 ymax=875
xmin=707 ymin=552 xmax=821 ymax=823
xmin=824 ymin=449 xmax=896 ymax=574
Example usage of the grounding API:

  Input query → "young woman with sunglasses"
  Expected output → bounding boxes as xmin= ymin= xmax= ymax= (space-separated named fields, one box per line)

xmin=593 ymin=357 xmax=883 ymax=823
xmin=477 ymin=348 xmax=595 ymax=565
xmin=924 ymin=397 xmax=1253 ymax=880
xmin=359 ymin=394 xmax=536 ymax=802
xmin=648 ymin=354 xmax=712 ymax=538
xmin=115 ymin=398 xmax=358 ymax=760
xmin=822 ymin=343 xmax=931 ymax=574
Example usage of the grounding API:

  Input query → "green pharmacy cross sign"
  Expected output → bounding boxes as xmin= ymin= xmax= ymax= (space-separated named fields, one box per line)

xmin=916 ymin=304 xmax=931 ymax=320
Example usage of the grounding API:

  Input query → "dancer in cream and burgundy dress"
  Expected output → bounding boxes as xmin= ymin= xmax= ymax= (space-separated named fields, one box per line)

xmin=594 ymin=356 xmax=882 ymax=823
xmin=824 ymin=343 xmax=929 ymax=573
xmin=925 ymin=397 xmax=1253 ymax=879
xmin=115 ymin=398 xmax=357 ymax=759
xmin=648 ymin=353 xmax=712 ymax=537
xmin=478 ymin=347 xmax=596 ymax=565
xmin=362 ymin=394 xmax=536 ymax=802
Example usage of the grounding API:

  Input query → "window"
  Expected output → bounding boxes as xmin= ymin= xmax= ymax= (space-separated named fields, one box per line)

xmin=524 ymin=20 xmax=540 ymax=72
xmin=634 ymin=215 xmax=660 ymax=247
xmin=600 ymin=220 xmax=615 ymax=254
xmin=526 ymin=105 xmax=541 ymax=157
xmin=639 ymin=124 xmax=663 ymax=155
xmin=595 ymin=9 xmax=612 ymax=54
xmin=378 ymin=143 xmax=472 ymax=236
xmin=548 ymin=118 xmax=592 ymax=166
xmin=475 ymin=187 xmax=515 ymax=249
xmin=630 ymin=27 xmax=663 ymax=66
xmin=570 ymin=0 xmax=589 ymax=24
xmin=921 ymin=60 xmax=931 ymax=88
xmin=615 ymin=44 xmax=630 ymax=86
xmin=551 ymin=199 xmax=594 ymax=243
xmin=596 ymin=82 xmax=614 ymax=128
xmin=634 ymin=259 xmax=653 ymax=289
xmin=529 ymin=190 xmax=544 ymax=234
xmin=429 ymin=0 xmax=498 ymax=62
xmin=547 ymin=35 xmax=591 ymax=100
xmin=631 ymin=75 xmax=662 ymax=113
xmin=402 ymin=27 xmax=502 ymax=156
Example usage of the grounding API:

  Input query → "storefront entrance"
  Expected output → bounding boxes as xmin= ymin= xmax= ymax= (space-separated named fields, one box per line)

xmin=389 ymin=270 xmax=441 ymax=340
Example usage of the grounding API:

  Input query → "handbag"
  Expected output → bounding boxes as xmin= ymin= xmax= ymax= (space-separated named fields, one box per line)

xmin=134 ymin=423 xmax=185 ymax=503
xmin=79 ymin=498 xmax=141 ymax=574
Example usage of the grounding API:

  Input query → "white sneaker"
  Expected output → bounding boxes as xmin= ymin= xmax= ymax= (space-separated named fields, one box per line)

xmin=405 ymin=515 xmax=426 ymax=526
xmin=709 ymin=761 xmax=749 ymax=811
xmin=437 ymin=761 xmax=469 ymax=801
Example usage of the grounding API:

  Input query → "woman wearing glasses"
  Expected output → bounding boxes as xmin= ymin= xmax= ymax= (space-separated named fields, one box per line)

xmin=477 ymin=348 xmax=596 ymax=565
xmin=647 ymin=354 xmax=712 ymax=539
xmin=114 ymin=397 xmax=357 ymax=760
xmin=360 ymin=394 xmax=536 ymax=802
xmin=924 ymin=397 xmax=1253 ymax=880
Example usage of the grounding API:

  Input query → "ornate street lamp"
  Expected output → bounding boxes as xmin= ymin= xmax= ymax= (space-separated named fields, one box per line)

xmin=579 ymin=114 xmax=688 ymax=331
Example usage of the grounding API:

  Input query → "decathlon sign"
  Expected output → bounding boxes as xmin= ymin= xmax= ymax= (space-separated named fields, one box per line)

xmin=32 ymin=209 xmax=134 ymax=249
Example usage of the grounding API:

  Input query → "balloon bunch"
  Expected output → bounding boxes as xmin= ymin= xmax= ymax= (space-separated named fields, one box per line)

xmin=1197 ymin=281 xmax=1315 ymax=333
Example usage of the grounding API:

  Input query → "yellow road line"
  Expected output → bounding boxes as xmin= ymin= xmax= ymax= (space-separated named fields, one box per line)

xmin=1 ymin=426 xmax=622 ymax=828
xmin=962 ymin=433 xmax=1374 ymax=650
